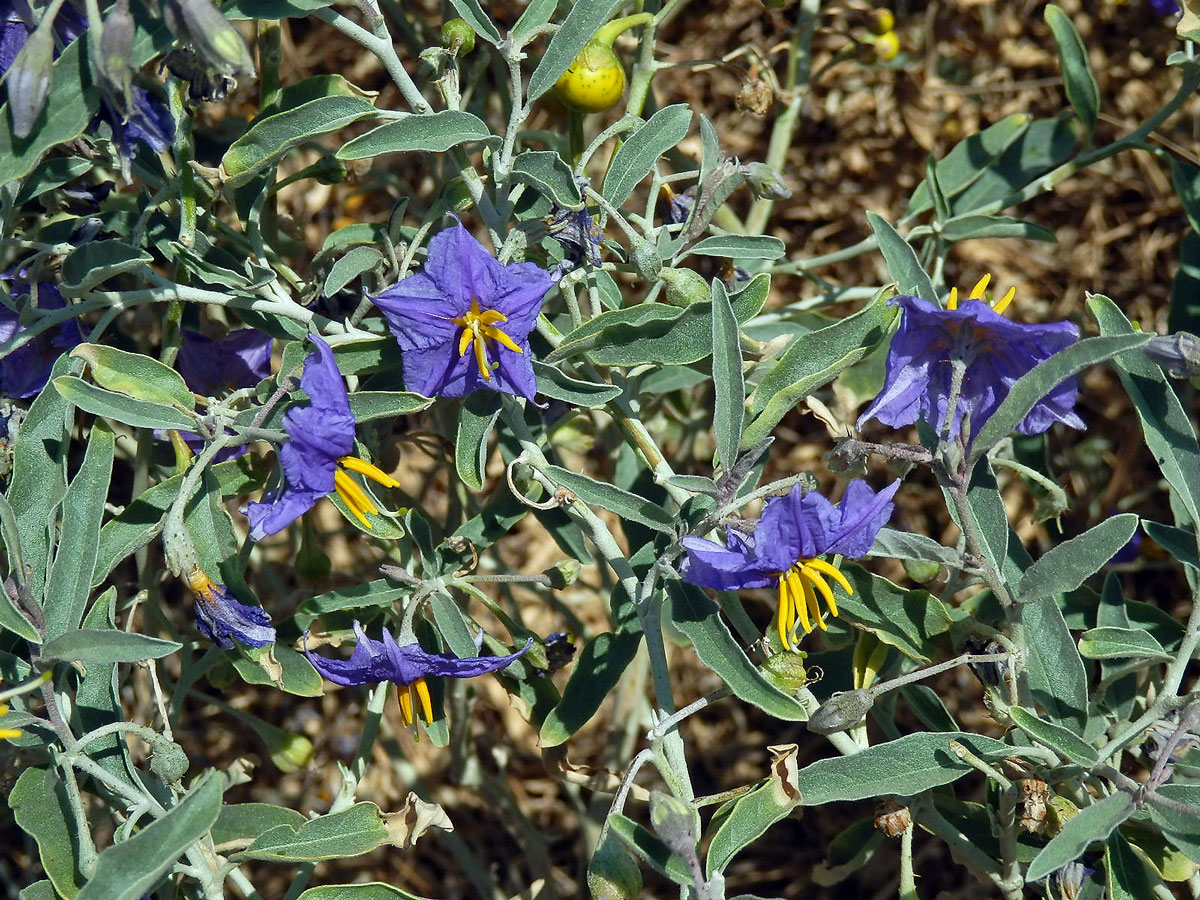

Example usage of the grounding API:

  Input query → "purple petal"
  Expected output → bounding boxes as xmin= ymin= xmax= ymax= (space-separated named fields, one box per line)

xmin=193 ymin=581 xmax=275 ymax=648
xmin=177 ymin=329 xmax=273 ymax=396
xmin=681 ymin=533 xmax=776 ymax=590
xmin=822 ymin=479 xmax=900 ymax=558
xmin=245 ymin=485 xmax=324 ymax=540
xmin=424 ymin=222 xmax=507 ymax=309
xmin=371 ymin=271 xmax=463 ymax=352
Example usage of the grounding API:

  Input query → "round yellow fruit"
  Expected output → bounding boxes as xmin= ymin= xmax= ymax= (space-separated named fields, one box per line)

xmin=553 ymin=41 xmax=626 ymax=113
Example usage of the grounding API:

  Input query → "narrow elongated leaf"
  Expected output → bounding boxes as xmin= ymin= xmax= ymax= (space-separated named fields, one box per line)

xmin=543 ymin=464 xmax=675 ymax=533
xmin=607 ymin=814 xmax=692 ymax=887
xmin=1017 ymin=514 xmax=1139 ymax=601
xmin=60 ymin=241 xmax=153 ymax=294
xmin=43 ymin=423 xmax=113 ymax=641
xmin=527 ymin=0 xmax=624 ymax=100
xmin=1026 ymin=793 xmax=1135 ymax=883
xmin=510 ymin=150 xmax=582 ymax=207
xmin=1009 ymin=706 xmax=1098 ymax=766
xmin=222 ymin=96 xmax=378 ymax=185
xmin=907 ymin=113 xmax=1032 ymax=215
xmin=53 ymin=377 xmax=197 ymax=431
xmin=539 ymin=627 xmax=642 ymax=747
xmin=337 ymin=110 xmax=491 ymax=160
xmin=866 ymin=212 xmax=936 ymax=301
xmin=456 ymin=392 xmax=502 ymax=492
xmin=323 ymin=246 xmax=383 ymax=296
xmin=1044 ymin=5 xmax=1100 ymax=136
xmin=1142 ymin=520 xmax=1199 ymax=570
xmin=40 ymin=629 xmax=181 ymax=664
xmin=1023 ymin=593 xmax=1089 ymax=734
xmin=212 ymin=804 xmax=308 ymax=847
xmin=868 ymin=528 xmax=961 ymax=567
xmin=711 ymin=279 xmax=744 ymax=473
xmin=447 ymin=0 xmax=501 ymax=44
xmin=970 ymin=334 xmax=1151 ymax=458
xmin=952 ymin=114 xmax=1079 ymax=216
xmin=513 ymin=0 xmax=558 ymax=40
xmin=742 ymin=290 xmax=897 ymax=450
xmin=1090 ymin=295 xmax=1200 ymax=545
xmin=706 ymin=746 xmax=803 ymax=876
xmin=1107 ymin=832 xmax=1162 ymax=900
xmin=667 ymin=581 xmax=805 ymax=721
xmin=297 ymin=886 xmax=436 ymax=900
xmin=940 ymin=214 xmax=1056 ymax=243
xmin=686 ymin=235 xmax=786 ymax=260
xmin=237 ymin=802 xmax=390 ymax=862
xmin=71 ymin=344 xmax=194 ymax=412
xmin=533 ymin=362 xmax=621 ymax=406
xmin=10 ymin=767 xmax=83 ymax=898
xmin=0 ymin=493 xmax=39 ymax=641
xmin=603 ymin=105 xmax=693 ymax=206
xmin=795 ymin=732 xmax=1010 ymax=804
xmin=1078 ymin=626 xmax=1171 ymax=661
xmin=75 ymin=772 xmax=224 ymax=900
xmin=348 ymin=391 xmax=434 ymax=421
xmin=75 ymin=590 xmax=137 ymax=786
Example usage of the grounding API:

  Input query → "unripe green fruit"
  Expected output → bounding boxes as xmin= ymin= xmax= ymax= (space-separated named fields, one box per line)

xmin=553 ymin=41 xmax=626 ymax=113
xmin=441 ymin=18 xmax=475 ymax=56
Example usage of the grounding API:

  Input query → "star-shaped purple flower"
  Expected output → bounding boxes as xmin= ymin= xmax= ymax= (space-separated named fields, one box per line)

xmin=857 ymin=293 xmax=1084 ymax=443
xmin=244 ymin=335 xmax=398 ymax=539
xmin=304 ymin=621 xmax=532 ymax=726
xmin=177 ymin=329 xmax=273 ymax=396
xmin=369 ymin=223 xmax=553 ymax=401
xmin=187 ymin=569 xmax=274 ymax=649
xmin=682 ymin=480 xmax=899 ymax=649
xmin=0 ymin=278 xmax=82 ymax=399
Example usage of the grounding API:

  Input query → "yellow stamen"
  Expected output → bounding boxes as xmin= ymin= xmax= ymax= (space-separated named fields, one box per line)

xmin=968 ymin=273 xmax=991 ymax=300
xmin=451 ymin=298 xmax=524 ymax=381
xmin=414 ymin=677 xmax=434 ymax=724
xmin=398 ymin=686 xmax=414 ymax=726
xmin=334 ymin=468 xmax=379 ymax=521
xmin=805 ymin=557 xmax=853 ymax=604
xmin=777 ymin=574 xmax=794 ymax=650
xmin=800 ymin=573 xmax=825 ymax=631
xmin=786 ymin=568 xmax=811 ymax=633
xmin=338 ymin=456 xmax=400 ymax=488
xmin=947 ymin=287 xmax=958 ymax=310
xmin=801 ymin=565 xmax=839 ymax=620
xmin=334 ymin=474 xmax=373 ymax=529
xmin=992 ymin=285 xmax=1016 ymax=315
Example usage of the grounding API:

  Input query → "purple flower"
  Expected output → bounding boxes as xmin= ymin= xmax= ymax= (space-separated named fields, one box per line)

xmin=186 ymin=568 xmax=274 ymax=648
xmin=177 ymin=329 xmax=273 ymax=396
xmin=0 ymin=278 xmax=81 ymax=399
xmin=858 ymin=277 xmax=1084 ymax=443
xmin=304 ymin=621 xmax=532 ymax=726
xmin=660 ymin=183 xmax=693 ymax=225
xmin=547 ymin=205 xmax=604 ymax=273
xmin=244 ymin=335 xmax=399 ymax=539
xmin=1149 ymin=0 xmax=1179 ymax=17
xmin=369 ymin=223 xmax=553 ymax=401
xmin=682 ymin=480 xmax=899 ymax=650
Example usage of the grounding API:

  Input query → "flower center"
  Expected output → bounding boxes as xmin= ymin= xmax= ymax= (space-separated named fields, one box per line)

xmin=774 ymin=557 xmax=854 ymax=651
xmin=946 ymin=273 xmax=1016 ymax=315
xmin=185 ymin=568 xmax=221 ymax=603
xmin=450 ymin=298 xmax=524 ymax=381
xmin=333 ymin=456 xmax=401 ymax=529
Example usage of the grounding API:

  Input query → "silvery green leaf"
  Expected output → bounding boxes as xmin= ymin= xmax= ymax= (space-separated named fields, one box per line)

xmin=1026 ymin=793 xmax=1135 ymax=883
xmin=940 ymin=214 xmax=1056 ymax=243
xmin=952 ymin=114 xmax=1078 ymax=216
xmin=512 ymin=0 xmax=558 ymax=41
xmin=235 ymin=801 xmax=390 ymax=862
xmin=544 ymin=464 xmax=675 ymax=533
xmin=212 ymin=804 xmax=308 ymax=846
xmin=539 ymin=626 xmax=642 ymax=747
xmin=446 ymin=0 xmax=501 ymax=45
xmin=533 ymin=361 xmax=621 ymax=407
xmin=1078 ymin=626 xmax=1171 ymax=662
xmin=603 ymin=104 xmax=693 ymax=207
xmin=337 ymin=110 xmax=492 ymax=160
xmin=866 ymin=211 xmax=936 ymax=301
xmin=833 ymin=564 xmax=952 ymax=663
xmin=61 ymin=240 xmax=153 ymax=294
xmin=348 ymin=391 xmax=433 ymax=421
xmin=40 ymin=629 xmax=182 ymax=664
xmin=52 ymin=377 xmax=197 ymax=431
xmin=229 ymin=644 xmax=323 ymax=697
xmin=9 ymin=767 xmax=85 ymax=898
xmin=685 ymin=234 xmax=786 ymax=261
xmin=323 ymin=246 xmax=383 ymax=296
xmin=510 ymin=150 xmax=582 ymax=208
xmin=1141 ymin=520 xmax=1199 ymax=570
xmin=1017 ymin=514 xmax=1138 ymax=601
xmin=1044 ymin=5 xmax=1100 ymax=137
xmin=607 ymin=814 xmax=692 ymax=887
xmin=296 ymin=886 xmax=437 ymax=900
xmin=71 ymin=344 xmax=195 ymax=413
xmin=1023 ymin=593 xmax=1089 ymax=734
xmin=456 ymin=392 xmax=502 ymax=492
xmin=795 ymin=732 xmax=1010 ymax=804
xmin=907 ymin=113 xmax=1031 ymax=216
xmin=0 ymin=492 xmax=39 ymax=641
xmin=868 ymin=527 xmax=960 ymax=567
xmin=1106 ymin=832 xmax=1163 ymax=900
xmin=711 ymin=279 xmax=744 ymax=474
xmin=74 ymin=772 xmax=224 ymax=900
xmin=1009 ymin=706 xmax=1098 ymax=766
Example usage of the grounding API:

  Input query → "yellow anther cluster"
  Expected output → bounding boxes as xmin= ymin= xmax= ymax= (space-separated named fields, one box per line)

xmin=451 ymin=298 xmax=523 ymax=381
xmin=335 ymin=456 xmax=401 ymax=529
xmin=775 ymin=557 xmax=854 ymax=651
xmin=398 ymin=677 xmax=434 ymax=727
xmin=947 ymin=273 xmax=1017 ymax=315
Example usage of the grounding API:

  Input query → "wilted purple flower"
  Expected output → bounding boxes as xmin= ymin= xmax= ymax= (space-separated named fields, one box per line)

xmin=858 ymin=276 xmax=1083 ymax=443
xmin=177 ymin=329 xmax=273 ymax=396
xmin=370 ymin=223 xmax=553 ymax=401
xmin=244 ymin=335 xmax=398 ymax=539
xmin=304 ymin=621 xmax=532 ymax=726
xmin=682 ymin=480 xmax=899 ymax=650
xmin=186 ymin=568 xmax=274 ymax=648
xmin=660 ymin=183 xmax=694 ymax=225
xmin=547 ymin=205 xmax=604 ymax=273
xmin=0 ymin=278 xmax=81 ymax=399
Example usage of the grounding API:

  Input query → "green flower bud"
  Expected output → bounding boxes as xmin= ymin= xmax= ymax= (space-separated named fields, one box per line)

xmin=629 ymin=240 xmax=663 ymax=280
xmin=903 ymin=558 xmax=941 ymax=584
xmin=100 ymin=0 xmax=136 ymax=104
xmin=658 ymin=267 xmax=710 ymax=307
xmin=149 ymin=736 xmax=190 ymax=784
xmin=544 ymin=559 xmax=581 ymax=589
xmin=441 ymin=18 xmax=476 ymax=56
xmin=8 ymin=18 xmax=54 ymax=139
xmin=807 ymin=689 xmax=874 ymax=735
xmin=164 ymin=0 xmax=255 ymax=79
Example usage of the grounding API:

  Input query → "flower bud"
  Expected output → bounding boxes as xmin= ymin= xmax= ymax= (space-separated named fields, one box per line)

xmin=149 ymin=735 xmax=190 ymax=784
xmin=1046 ymin=795 xmax=1079 ymax=836
xmin=544 ymin=559 xmax=581 ymax=589
xmin=807 ymin=689 xmax=873 ymax=734
xmin=903 ymin=558 xmax=941 ymax=584
xmin=99 ymin=0 xmax=136 ymax=104
xmin=8 ymin=18 xmax=54 ymax=139
xmin=163 ymin=0 xmax=255 ymax=80
xmin=659 ymin=267 xmax=710 ymax=307
xmin=629 ymin=240 xmax=663 ymax=280
xmin=742 ymin=162 xmax=792 ymax=200
xmin=1143 ymin=332 xmax=1200 ymax=378
xmin=587 ymin=829 xmax=642 ymax=900
xmin=441 ymin=18 xmax=475 ymax=57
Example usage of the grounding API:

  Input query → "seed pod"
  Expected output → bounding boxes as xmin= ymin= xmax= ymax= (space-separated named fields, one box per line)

xmin=874 ymin=798 xmax=911 ymax=837
xmin=736 ymin=76 xmax=773 ymax=115
xmin=1018 ymin=777 xmax=1050 ymax=833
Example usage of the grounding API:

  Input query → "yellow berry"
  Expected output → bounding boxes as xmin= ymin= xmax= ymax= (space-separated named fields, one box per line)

xmin=873 ymin=30 xmax=900 ymax=62
xmin=870 ymin=9 xmax=896 ymax=34
xmin=552 ymin=41 xmax=626 ymax=113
